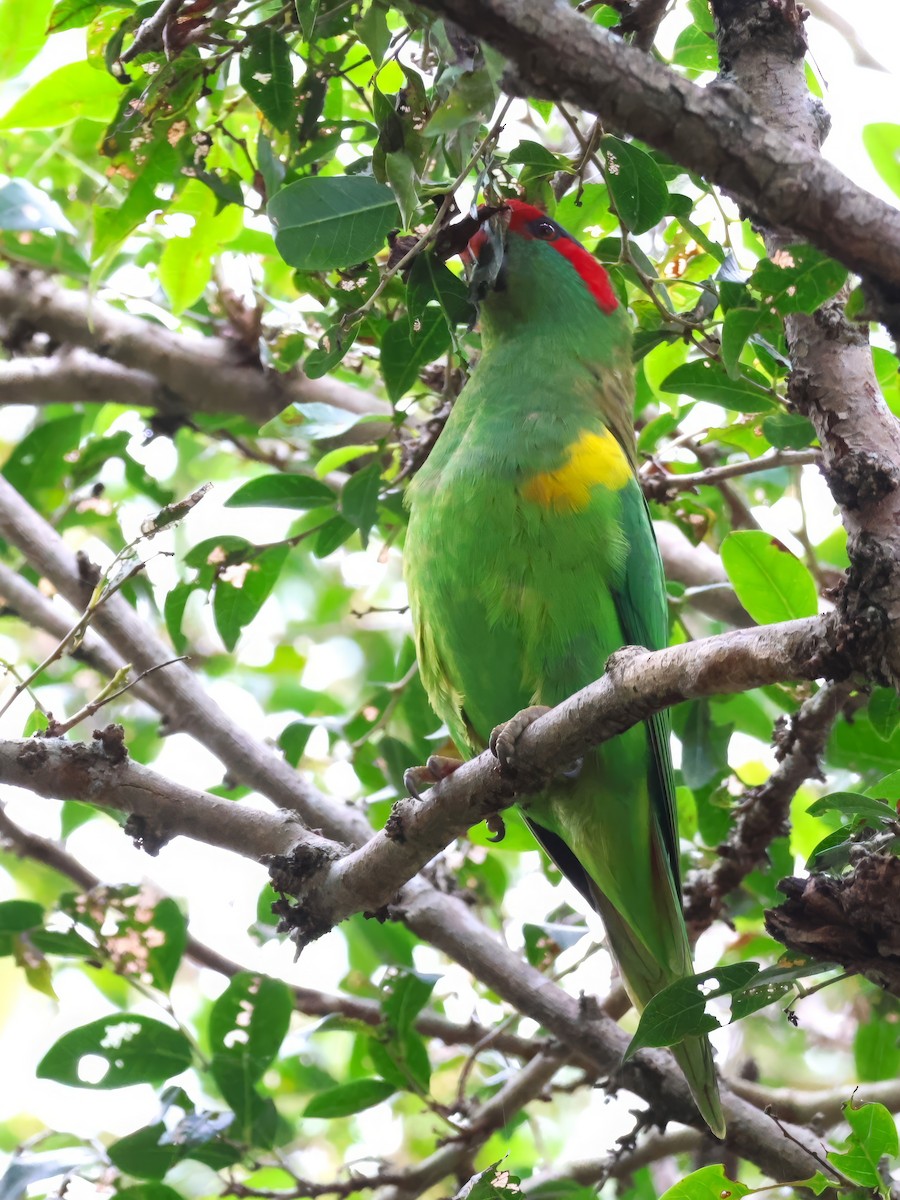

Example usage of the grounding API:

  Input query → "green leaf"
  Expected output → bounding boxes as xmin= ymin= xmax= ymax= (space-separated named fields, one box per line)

xmin=145 ymin=898 xmax=187 ymax=993
xmin=164 ymin=582 xmax=195 ymax=657
xmin=384 ymin=150 xmax=419 ymax=228
xmin=340 ymin=462 xmax=382 ymax=547
xmin=600 ymin=136 xmax=668 ymax=234
xmin=863 ymin=123 xmax=900 ymax=201
xmin=661 ymin=359 xmax=775 ymax=412
xmin=269 ymin=176 xmax=399 ymax=271
xmin=214 ymin=544 xmax=289 ymax=651
xmin=730 ymin=958 xmax=828 ymax=1021
xmin=0 ymin=900 xmax=43 ymax=933
xmin=107 ymin=1124 xmax=182 ymax=1182
xmin=158 ymin=182 xmax=243 ymax=314
xmin=37 ymin=1015 xmax=193 ymax=1088
xmin=0 ymin=60 xmax=121 ymax=128
xmin=381 ymin=969 xmax=437 ymax=1036
xmin=0 ymin=179 xmax=76 ymax=235
xmin=855 ymin=1015 xmax=900 ymax=1083
xmin=240 ymin=27 xmax=295 ymax=133
xmin=679 ymin=700 xmax=730 ymax=790
xmin=829 ymin=1100 xmax=899 ymax=1194
xmin=424 ymin=68 xmax=496 ymax=137
xmin=508 ymin=139 xmax=568 ymax=177
xmin=209 ymin=973 xmax=293 ymax=1120
xmin=625 ymin=963 xmax=759 ymax=1056
xmin=0 ymin=0 xmax=54 ymax=80
xmin=658 ymin=1165 xmax=751 ymax=1200
xmin=720 ymin=530 xmax=818 ymax=624
xmin=671 ymin=23 xmax=718 ymax=72
xmin=406 ymin=252 xmax=473 ymax=329
xmin=357 ymin=1 xmax=390 ymax=65
xmin=3 ymin=413 xmax=84 ymax=503
xmin=279 ymin=720 xmax=315 ymax=766
xmin=381 ymin=305 xmax=450 ymax=401
xmin=304 ymin=1077 xmax=395 ymax=1118
xmin=114 ymin=1185 xmax=185 ymax=1200
xmin=226 ymin=474 xmax=336 ymax=510
xmin=761 ymin=411 xmax=817 ymax=450
xmin=805 ymin=790 xmax=897 ymax=822
xmin=870 ymin=687 xmax=900 ymax=741
xmin=455 ymin=1163 xmax=524 ymax=1200
xmin=720 ymin=307 xmax=759 ymax=379
xmin=305 ymin=323 xmax=358 ymax=378
xmin=48 ymin=0 xmax=133 ymax=33
xmin=749 ymin=245 xmax=848 ymax=315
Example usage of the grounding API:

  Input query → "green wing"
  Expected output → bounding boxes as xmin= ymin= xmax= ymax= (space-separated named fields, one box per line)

xmin=611 ymin=480 xmax=681 ymax=888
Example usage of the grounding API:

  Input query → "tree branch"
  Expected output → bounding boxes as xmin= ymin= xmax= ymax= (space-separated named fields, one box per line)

xmin=523 ymin=1128 xmax=705 ymax=1191
xmin=0 ymin=734 xmax=309 ymax=860
xmin=411 ymin=0 xmax=900 ymax=316
xmin=0 ymin=806 xmax=542 ymax=1062
xmin=272 ymin=618 xmax=847 ymax=946
xmin=642 ymin=449 xmax=823 ymax=496
xmin=683 ymin=679 xmax=852 ymax=933
xmin=372 ymin=1051 xmax=566 ymax=1200
xmin=0 ymin=270 xmax=388 ymax=423
xmin=707 ymin=0 xmax=900 ymax=686
xmin=0 ymin=478 xmax=847 ymax=1177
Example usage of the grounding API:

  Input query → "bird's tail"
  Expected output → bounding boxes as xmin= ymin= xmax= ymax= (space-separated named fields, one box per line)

xmin=672 ymin=1036 xmax=726 ymax=1140
xmin=590 ymin=887 xmax=725 ymax=1139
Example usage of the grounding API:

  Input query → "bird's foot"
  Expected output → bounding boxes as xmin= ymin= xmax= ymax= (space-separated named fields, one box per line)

xmin=490 ymin=705 xmax=583 ymax=787
xmin=403 ymin=754 xmax=462 ymax=800
xmin=489 ymin=705 xmax=552 ymax=784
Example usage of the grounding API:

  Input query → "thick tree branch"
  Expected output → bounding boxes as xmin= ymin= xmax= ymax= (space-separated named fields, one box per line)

xmin=0 ymin=474 xmax=373 ymax=839
xmin=708 ymin=0 xmax=900 ymax=686
xmin=0 ymin=735 xmax=307 ymax=860
xmin=412 ymin=0 xmax=900 ymax=310
xmin=275 ymin=621 xmax=844 ymax=945
xmin=0 ymin=270 xmax=387 ymax=423
xmin=0 ymin=350 xmax=161 ymax=409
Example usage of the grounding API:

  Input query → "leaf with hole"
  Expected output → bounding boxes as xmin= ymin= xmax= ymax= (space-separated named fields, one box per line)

xmin=37 ymin=1016 xmax=192 ymax=1088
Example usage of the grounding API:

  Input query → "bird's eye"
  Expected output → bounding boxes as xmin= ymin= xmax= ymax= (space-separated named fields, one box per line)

xmin=532 ymin=219 xmax=557 ymax=241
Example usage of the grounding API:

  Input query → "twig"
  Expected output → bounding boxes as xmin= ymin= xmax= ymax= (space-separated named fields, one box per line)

xmin=642 ymin=448 xmax=822 ymax=496
xmin=42 ymin=658 xmax=188 ymax=737
xmin=345 ymin=97 xmax=515 ymax=327
xmin=121 ymin=0 xmax=187 ymax=62
xmin=523 ymin=1128 xmax=704 ymax=1191
xmin=0 ymin=544 xmax=148 ymax=722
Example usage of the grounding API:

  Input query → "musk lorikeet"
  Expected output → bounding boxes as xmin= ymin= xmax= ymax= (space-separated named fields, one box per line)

xmin=402 ymin=199 xmax=725 ymax=1137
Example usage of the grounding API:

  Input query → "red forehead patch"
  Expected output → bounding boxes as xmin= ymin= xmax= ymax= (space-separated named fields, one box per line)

xmin=474 ymin=199 xmax=618 ymax=315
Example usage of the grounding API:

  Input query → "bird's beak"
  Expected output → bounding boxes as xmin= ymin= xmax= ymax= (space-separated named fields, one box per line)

xmin=466 ymin=206 xmax=511 ymax=303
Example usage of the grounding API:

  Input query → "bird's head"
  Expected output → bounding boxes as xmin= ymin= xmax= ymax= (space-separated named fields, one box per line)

xmin=464 ymin=198 xmax=619 ymax=322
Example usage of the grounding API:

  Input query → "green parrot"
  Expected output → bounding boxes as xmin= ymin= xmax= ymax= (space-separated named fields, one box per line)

xmin=403 ymin=198 xmax=725 ymax=1137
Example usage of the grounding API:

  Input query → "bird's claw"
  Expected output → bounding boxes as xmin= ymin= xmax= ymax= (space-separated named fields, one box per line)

xmin=403 ymin=753 xmax=462 ymax=799
xmin=485 ymin=812 xmax=506 ymax=843
xmin=489 ymin=705 xmax=552 ymax=775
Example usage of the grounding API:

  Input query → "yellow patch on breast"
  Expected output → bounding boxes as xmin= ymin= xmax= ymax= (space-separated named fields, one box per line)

xmin=522 ymin=428 xmax=632 ymax=512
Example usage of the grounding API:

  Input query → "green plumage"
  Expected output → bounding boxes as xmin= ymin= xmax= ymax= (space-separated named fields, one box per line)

xmin=404 ymin=227 xmax=724 ymax=1137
